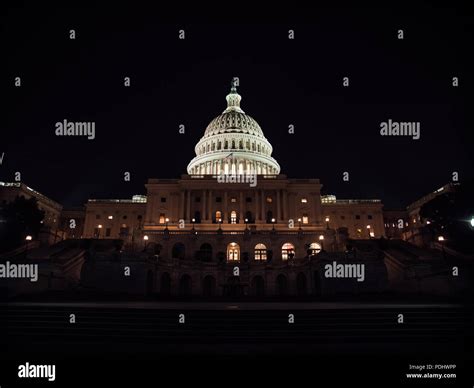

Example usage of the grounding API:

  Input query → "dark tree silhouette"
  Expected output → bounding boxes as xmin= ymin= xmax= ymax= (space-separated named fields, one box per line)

xmin=0 ymin=196 xmax=44 ymax=252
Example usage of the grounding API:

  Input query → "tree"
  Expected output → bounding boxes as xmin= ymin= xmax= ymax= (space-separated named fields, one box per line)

xmin=0 ymin=196 xmax=44 ymax=252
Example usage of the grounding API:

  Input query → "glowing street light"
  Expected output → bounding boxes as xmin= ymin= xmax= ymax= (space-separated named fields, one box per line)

xmin=438 ymin=236 xmax=445 ymax=242
xmin=325 ymin=216 xmax=330 ymax=229
xmin=25 ymin=235 xmax=32 ymax=241
xmin=366 ymin=224 xmax=371 ymax=238
xmin=271 ymin=218 xmax=276 ymax=230
xmin=319 ymin=234 xmax=324 ymax=250
xmin=470 ymin=217 xmax=474 ymax=228
xmin=298 ymin=218 xmax=302 ymax=229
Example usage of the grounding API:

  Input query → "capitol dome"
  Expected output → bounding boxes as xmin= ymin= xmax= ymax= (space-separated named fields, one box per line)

xmin=187 ymin=81 xmax=280 ymax=176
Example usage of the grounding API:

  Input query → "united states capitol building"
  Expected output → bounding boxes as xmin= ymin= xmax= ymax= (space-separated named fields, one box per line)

xmin=80 ymin=81 xmax=386 ymax=296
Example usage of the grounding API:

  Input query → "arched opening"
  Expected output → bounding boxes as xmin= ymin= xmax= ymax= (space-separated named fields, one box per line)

xmin=281 ymin=243 xmax=295 ymax=261
xmin=202 ymin=275 xmax=216 ymax=297
xmin=276 ymin=274 xmax=288 ymax=296
xmin=254 ymin=243 xmax=267 ymax=261
xmin=160 ymin=272 xmax=171 ymax=296
xmin=198 ymin=243 xmax=213 ymax=262
xmin=179 ymin=274 xmax=192 ymax=296
xmin=309 ymin=242 xmax=322 ymax=256
xmin=227 ymin=242 xmax=240 ymax=262
xmin=296 ymin=272 xmax=307 ymax=296
xmin=230 ymin=210 xmax=237 ymax=224
xmin=172 ymin=243 xmax=186 ymax=260
xmin=251 ymin=276 xmax=265 ymax=297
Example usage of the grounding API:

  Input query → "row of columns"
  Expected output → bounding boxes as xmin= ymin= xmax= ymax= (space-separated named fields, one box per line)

xmin=190 ymin=158 xmax=277 ymax=175
xmin=179 ymin=189 xmax=290 ymax=222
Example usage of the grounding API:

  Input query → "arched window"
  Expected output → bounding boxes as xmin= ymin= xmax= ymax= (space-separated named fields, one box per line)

xmin=230 ymin=210 xmax=237 ymax=224
xmin=239 ymin=140 xmax=243 ymax=149
xmin=254 ymin=243 xmax=267 ymax=261
xmin=217 ymin=141 xmax=221 ymax=150
xmin=281 ymin=243 xmax=295 ymax=261
xmin=215 ymin=210 xmax=222 ymax=223
xmin=224 ymin=140 xmax=228 ymax=149
xmin=309 ymin=242 xmax=322 ymax=255
xmin=172 ymin=243 xmax=186 ymax=260
xmin=231 ymin=140 xmax=236 ymax=149
xmin=199 ymin=243 xmax=213 ymax=262
xmin=227 ymin=242 xmax=240 ymax=262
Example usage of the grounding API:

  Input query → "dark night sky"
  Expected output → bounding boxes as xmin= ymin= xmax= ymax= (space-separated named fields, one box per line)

xmin=1 ymin=5 xmax=473 ymax=209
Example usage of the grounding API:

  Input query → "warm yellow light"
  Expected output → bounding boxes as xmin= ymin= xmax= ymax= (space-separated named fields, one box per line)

xmin=108 ymin=215 xmax=113 ymax=219
xmin=319 ymin=235 xmax=324 ymax=240
xmin=366 ymin=225 xmax=371 ymax=229
xmin=370 ymin=232 xmax=375 ymax=237
xmin=325 ymin=217 xmax=330 ymax=222
xmin=165 ymin=218 xmax=169 ymax=222
xmin=298 ymin=218 xmax=302 ymax=222
xmin=25 ymin=235 xmax=32 ymax=241
xmin=143 ymin=235 xmax=149 ymax=241
xmin=192 ymin=218 xmax=196 ymax=222
xmin=271 ymin=218 xmax=276 ymax=223
xmin=438 ymin=236 xmax=445 ymax=241
xmin=98 ymin=224 xmax=103 ymax=228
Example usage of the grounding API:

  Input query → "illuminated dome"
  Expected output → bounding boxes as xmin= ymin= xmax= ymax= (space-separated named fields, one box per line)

xmin=187 ymin=81 xmax=280 ymax=176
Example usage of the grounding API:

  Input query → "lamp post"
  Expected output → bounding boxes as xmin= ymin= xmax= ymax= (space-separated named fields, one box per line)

xmin=319 ymin=234 xmax=324 ymax=251
xmin=245 ymin=218 xmax=249 ymax=230
xmin=271 ymin=218 xmax=276 ymax=231
xmin=143 ymin=235 xmax=149 ymax=251
xmin=298 ymin=218 xmax=302 ymax=230
xmin=325 ymin=216 xmax=330 ymax=229
xmin=438 ymin=236 xmax=446 ymax=260
xmin=192 ymin=218 xmax=195 ymax=231
xmin=165 ymin=218 xmax=169 ymax=229
xmin=25 ymin=235 xmax=32 ymax=258
xmin=366 ymin=224 xmax=371 ymax=239
xmin=97 ymin=224 xmax=103 ymax=239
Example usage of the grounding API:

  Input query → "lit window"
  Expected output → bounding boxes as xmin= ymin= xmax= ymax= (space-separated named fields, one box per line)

xmin=231 ymin=197 xmax=237 ymax=203
xmin=266 ymin=197 xmax=272 ymax=203
xmin=159 ymin=213 xmax=165 ymax=224
xmin=108 ymin=215 xmax=113 ymax=220
xmin=301 ymin=198 xmax=307 ymax=203
xmin=309 ymin=242 xmax=322 ymax=255
xmin=215 ymin=211 xmax=222 ymax=222
xmin=230 ymin=211 xmax=237 ymax=224
xmin=254 ymin=243 xmax=267 ymax=261
xmin=227 ymin=242 xmax=240 ymax=262
xmin=281 ymin=242 xmax=295 ymax=261
xmin=302 ymin=215 xmax=309 ymax=224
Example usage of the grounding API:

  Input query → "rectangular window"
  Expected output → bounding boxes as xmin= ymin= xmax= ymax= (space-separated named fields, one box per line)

xmin=356 ymin=215 xmax=361 ymax=220
xmin=368 ymin=215 xmax=373 ymax=219
xmin=93 ymin=228 xmax=99 ymax=238
xmin=246 ymin=197 xmax=252 ymax=203
xmin=302 ymin=215 xmax=309 ymax=224
xmin=161 ymin=197 xmax=166 ymax=203
xmin=105 ymin=228 xmax=111 ymax=237
xmin=96 ymin=214 xmax=101 ymax=219
xmin=159 ymin=213 xmax=165 ymax=224
xmin=216 ymin=197 xmax=222 ymax=203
